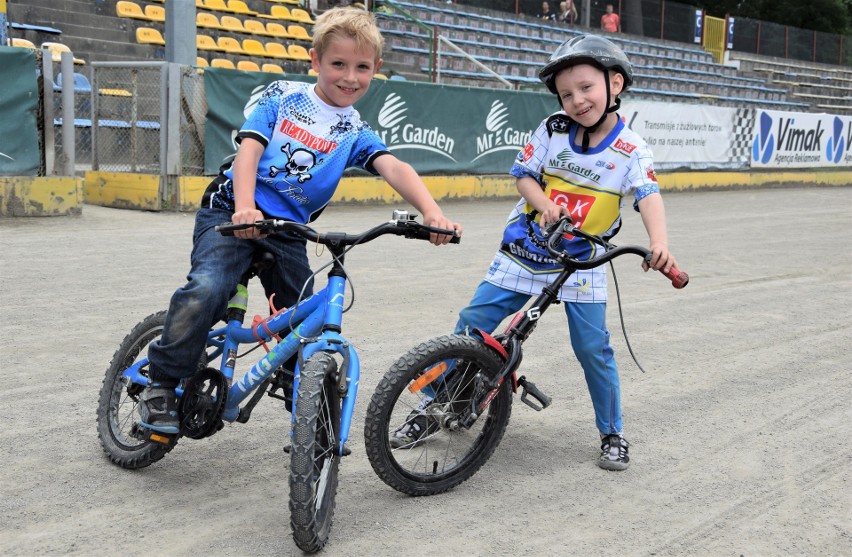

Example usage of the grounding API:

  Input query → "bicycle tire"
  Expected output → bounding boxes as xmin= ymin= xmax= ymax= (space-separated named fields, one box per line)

xmin=96 ymin=311 xmax=175 ymax=469
xmin=289 ymin=352 xmax=342 ymax=553
xmin=364 ymin=334 xmax=512 ymax=496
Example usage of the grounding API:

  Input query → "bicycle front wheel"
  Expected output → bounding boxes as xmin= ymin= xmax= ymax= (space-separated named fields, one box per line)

xmin=289 ymin=352 xmax=342 ymax=553
xmin=364 ymin=334 xmax=513 ymax=496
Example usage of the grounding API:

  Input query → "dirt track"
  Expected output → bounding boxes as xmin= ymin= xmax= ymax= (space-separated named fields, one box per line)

xmin=1 ymin=187 xmax=851 ymax=556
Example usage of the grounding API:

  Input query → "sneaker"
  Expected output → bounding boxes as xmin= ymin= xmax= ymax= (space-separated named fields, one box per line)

xmin=597 ymin=434 xmax=630 ymax=471
xmin=138 ymin=385 xmax=180 ymax=434
xmin=389 ymin=397 xmax=439 ymax=449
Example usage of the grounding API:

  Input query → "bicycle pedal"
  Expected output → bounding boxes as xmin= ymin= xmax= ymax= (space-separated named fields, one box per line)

xmin=143 ymin=428 xmax=178 ymax=446
xmin=518 ymin=376 xmax=551 ymax=411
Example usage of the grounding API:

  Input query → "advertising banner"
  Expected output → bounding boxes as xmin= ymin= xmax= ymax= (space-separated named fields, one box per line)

xmin=620 ymin=99 xmax=745 ymax=170
xmin=0 ymin=46 xmax=41 ymax=176
xmin=203 ymin=68 xmax=552 ymax=175
xmin=750 ymin=109 xmax=852 ymax=168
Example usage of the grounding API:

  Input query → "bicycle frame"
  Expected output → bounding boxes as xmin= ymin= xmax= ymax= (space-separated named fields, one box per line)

xmin=120 ymin=250 xmax=362 ymax=453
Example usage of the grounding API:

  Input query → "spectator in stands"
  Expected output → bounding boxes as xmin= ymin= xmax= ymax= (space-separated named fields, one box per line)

xmin=391 ymin=35 xmax=679 ymax=473
xmin=537 ymin=1 xmax=558 ymax=21
xmin=137 ymin=7 xmax=462 ymax=435
xmin=601 ymin=4 xmax=621 ymax=33
xmin=559 ymin=0 xmax=578 ymax=24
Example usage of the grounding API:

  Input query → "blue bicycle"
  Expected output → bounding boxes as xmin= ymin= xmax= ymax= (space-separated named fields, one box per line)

xmin=95 ymin=211 xmax=458 ymax=553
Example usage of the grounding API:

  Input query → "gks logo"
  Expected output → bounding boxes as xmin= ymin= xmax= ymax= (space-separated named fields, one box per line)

xmin=376 ymin=93 xmax=456 ymax=161
xmin=473 ymin=100 xmax=532 ymax=161
xmin=826 ymin=116 xmax=846 ymax=164
xmin=549 ymin=190 xmax=596 ymax=231
xmin=752 ymin=111 xmax=774 ymax=164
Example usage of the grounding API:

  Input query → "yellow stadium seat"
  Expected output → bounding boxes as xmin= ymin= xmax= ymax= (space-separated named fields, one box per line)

xmin=227 ymin=0 xmax=258 ymax=15
xmin=219 ymin=15 xmax=246 ymax=33
xmin=262 ymin=62 xmax=285 ymax=73
xmin=287 ymin=24 xmax=311 ymax=41
xmin=243 ymin=19 xmax=270 ymax=36
xmin=308 ymin=68 xmax=318 ymax=76
xmin=203 ymin=0 xmax=228 ymax=11
xmin=196 ymin=12 xmax=223 ymax=30
xmin=262 ymin=5 xmax=296 ymax=21
xmin=237 ymin=60 xmax=261 ymax=72
xmin=196 ymin=57 xmax=210 ymax=67
xmin=217 ymin=36 xmax=244 ymax=54
xmin=196 ymin=34 xmax=222 ymax=52
xmin=265 ymin=22 xmax=292 ymax=39
xmin=211 ymin=58 xmax=236 ymax=69
xmin=373 ymin=73 xmax=388 ymax=79
xmin=242 ymin=39 xmax=268 ymax=57
xmin=264 ymin=42 xmax=294 ymax=60
xmin=144 ymin=4 xmax=166 ymax=22
xmin=290 ymin=8 xmax=314 ymax=24
xmin=116 ymin=1 xmax=146 ymax=20
xmin=100 ymin=87 xmax=133 ymax=97
xmin=135 ymin=27 xmax=166 ymax=46
xmin=287 ymin=44 xmax=311 ymax=61
xmin=196 ymin=0 xmax=206 ymax=7
xmin=42 ymin=41 xmax=86 ymax=64
xmin=11 ymin=38 xmax=37 ymax=50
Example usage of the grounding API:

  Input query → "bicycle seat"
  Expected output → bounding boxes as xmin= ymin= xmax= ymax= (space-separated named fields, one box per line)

xmin=240 ymin=250 xmax=275 ymax=284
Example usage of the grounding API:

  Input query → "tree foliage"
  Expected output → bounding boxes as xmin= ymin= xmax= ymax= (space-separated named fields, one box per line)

xmin=694 ymin=0 xmax=851 ymax=34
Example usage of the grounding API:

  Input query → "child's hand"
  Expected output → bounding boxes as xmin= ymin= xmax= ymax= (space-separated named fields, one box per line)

xmin=643 ymin=242 xmax=677 ymax=274
xmin=231 ymin=208 xmax=266 ymax=239
xmin=539 ymin=202 xmax=570 ymax=230
xmin=423 ymin=211 xmax=462 ymax=246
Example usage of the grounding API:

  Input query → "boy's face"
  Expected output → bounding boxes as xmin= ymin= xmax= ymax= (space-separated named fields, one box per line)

xmin=310 ymin=36 xmax=382 ymax=108
xmin=553 ymin=64 xmax=624 ymax=127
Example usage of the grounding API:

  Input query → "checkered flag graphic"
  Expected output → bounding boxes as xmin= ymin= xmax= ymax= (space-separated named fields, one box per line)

xmin=730 ymin=108 xmax=754 ymax=166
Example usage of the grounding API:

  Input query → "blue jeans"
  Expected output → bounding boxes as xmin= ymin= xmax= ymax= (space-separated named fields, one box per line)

xmin=455 ymin=280 xmax=622 ymax=434
xmin=148 ymin=207 xmax=314 ymax=383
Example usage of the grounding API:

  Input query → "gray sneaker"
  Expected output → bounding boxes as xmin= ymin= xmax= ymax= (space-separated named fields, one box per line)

xmin=138 ymin=385 xmax=180 ymax=434
xmin=597 ymin=434 xmax=630 ymax=471
xmin=390 ymin=397 xmax=439 ymax=449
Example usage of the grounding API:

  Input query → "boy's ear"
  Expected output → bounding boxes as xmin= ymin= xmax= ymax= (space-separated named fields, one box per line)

xmin=374 ymin=58 xmax=383 ymax=74
xmin=309 ymin=48 xmax=321 ymax=73
xmin=610 ymin=72 xmax=624 ymax=96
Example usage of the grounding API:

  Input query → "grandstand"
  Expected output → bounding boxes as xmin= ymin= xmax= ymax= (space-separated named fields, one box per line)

xmin=4 ymin=0 xmax=851 ymax=113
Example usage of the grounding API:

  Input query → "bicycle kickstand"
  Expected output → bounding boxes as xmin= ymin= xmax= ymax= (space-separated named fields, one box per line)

xmin=517 ymin=375 xmax=552 ymax=411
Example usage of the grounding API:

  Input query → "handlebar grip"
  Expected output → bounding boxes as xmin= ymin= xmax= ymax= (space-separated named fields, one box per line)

xmin=662 ymin=265 xmax=689 ymax=289
xmin=215 ymin=222 xmax=254 ymax=236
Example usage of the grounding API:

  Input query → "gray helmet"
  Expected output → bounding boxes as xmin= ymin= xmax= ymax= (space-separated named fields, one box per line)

xmin=539 ymin=34 xmax=634 ymax=94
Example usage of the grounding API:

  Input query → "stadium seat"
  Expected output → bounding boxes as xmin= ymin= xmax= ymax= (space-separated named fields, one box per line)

xmin=211 ymin=58 xmax=236 ymax=69
xmin=217 ymin=36 xmax=244 ymax=54
xmin=144 ymin=4 xmax=166 ymax=22
xmin=100 ymin=88 xmax=133 ymax=97
xmin=42 ymin=41 xmax=86 ymax=64
xmin=197 ymin=34 xmax=223 ymax=52
xmin=287 ymin=24 xmax=311 ymax=41
xmin=196 ymin=0 xmax=206 ymax=7
xmin=237 ymin=60 xmax=261 ymax=72
xmin=242 ymin=39 xmax=269 ymax=57
xmin=196 ymin=12 xmax=223 ymax=30
xmin=307 ymin=68 xmax=318 ymax=76
xmin=56 ymin=71 xmax=92 ymax=93
xmin=265 ymin=22 xmax=292 ymax=39
xmin=389 ymin=74 xmax=407 ymax=81
xmin=196 ymin=56 xmax=209 ymax=67
xmin=227 ymin=0 xmax=258 ymax=15
xmin=135 ymin=28 xmax=166 ymax=46
xmin=115 ymin=1 xmax=147 ymax=20
xmin=220 ymin=15 xmax=246 ymax=33
xmin=290 ymin=8 xmax=314 ymax=25
xmin=264 ymin=41 xmax=294 ymax=60
xmin=203 ymin=0 xmax=229 ymax=11
xmin=262 ymin=62 xmax=285 ymax=73
xmin=373 ymin=73 xmax=388 ymax=79
xmin=260 ymin=5 xmax=297 ymax=21
xmin=243 ymin=19 xmax=270 ymax=36
xmin=10 ymin=38 xmax=37 ymax=50
xmin=287 ymin=44 xmax=310 ymax=61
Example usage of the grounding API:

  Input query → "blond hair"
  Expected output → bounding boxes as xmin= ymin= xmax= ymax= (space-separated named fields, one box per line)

xmin=312 ymin=7 xmax=384 ymax=62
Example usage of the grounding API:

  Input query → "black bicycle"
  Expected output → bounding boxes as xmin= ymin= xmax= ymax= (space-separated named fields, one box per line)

xmin=363 ymin=216 xmax=688 ymax=495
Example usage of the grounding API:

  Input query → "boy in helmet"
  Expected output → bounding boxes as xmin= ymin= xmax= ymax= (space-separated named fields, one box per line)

xmin=392 ymin=35 xmax=678 ymax=471
xmin=137 ymin=8 xmax=461 ymax=434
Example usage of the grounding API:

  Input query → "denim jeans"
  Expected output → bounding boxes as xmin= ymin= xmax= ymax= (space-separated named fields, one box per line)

xmin=455 ymin=280 xmax=622 ymax=434
xmin=148 ymin=207 xmax=314 ymax=383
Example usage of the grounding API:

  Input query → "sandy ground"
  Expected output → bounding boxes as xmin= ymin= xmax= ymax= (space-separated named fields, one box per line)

xmin=1 ymin=187 xmax=850 ymax=556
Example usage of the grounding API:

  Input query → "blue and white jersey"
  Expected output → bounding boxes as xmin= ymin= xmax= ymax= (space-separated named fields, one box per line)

xmin=485 ymin=113 xmax=660 ymax=303
xmin=204 ymin=80 xmax=390 ymax=222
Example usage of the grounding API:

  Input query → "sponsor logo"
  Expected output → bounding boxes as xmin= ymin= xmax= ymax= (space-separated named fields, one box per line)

xmin=826 ymin=116 xmax=847 ymax=164
xmin=522 ymin=143 xmax=534 ymax=162
xmin=280 ymin=119 xmax=338 ymax=154
xmin=752 ymin=111 xmax=775 ymax=164
xmin=613 ymin=138 xmax=637 ymax=154
xmin=596 ymin=160 xmax=616 ymax=170
xmin=287 ymin=105 xmax=315 ymax=126
xmin=473 ymin=101 xmax=533 ymax=162
xmin=645 ymin=166 xmax=657 ymax=182
xmin=548 ymin=149 xmax=601 ymax=183
xmin=376 ymin=93 xmax=456 ymax=161
xmin=549 ymin=190 xmax=596 ymax=231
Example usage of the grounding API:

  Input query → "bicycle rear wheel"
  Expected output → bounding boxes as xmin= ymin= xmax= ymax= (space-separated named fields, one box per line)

xmin=289 ymin=352 xmax=342 ymax=553
xmin=96 ymin=311 xmax=175 ymax=469
xmin=364 ymin=334 xmax=512 ymax=496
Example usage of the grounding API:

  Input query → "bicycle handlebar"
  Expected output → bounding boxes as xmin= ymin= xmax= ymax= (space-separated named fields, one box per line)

xmin=544 ymin=217 xmax=688 ymax=289
xmin=214 ymin=213 xmax=461 ymax=246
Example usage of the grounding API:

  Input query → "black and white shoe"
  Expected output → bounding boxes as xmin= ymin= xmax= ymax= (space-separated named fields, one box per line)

xmin=597 ymin=433 xmax=630 ymax=471
xmin=389 ymin=397 xmax=440 ymax=449
xmin=138 ymin=385 xmax=180 ymax=434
